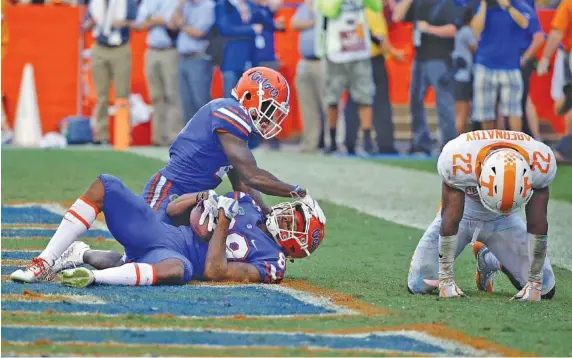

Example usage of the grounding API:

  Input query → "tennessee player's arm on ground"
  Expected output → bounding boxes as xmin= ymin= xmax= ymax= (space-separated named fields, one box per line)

xmin=203 ymin=209 xmax=262 ymax=282
xmin=166 ymin=192 xmax=209 ymax=217
xmin=227 ymin=168 xmax=271 ymax=215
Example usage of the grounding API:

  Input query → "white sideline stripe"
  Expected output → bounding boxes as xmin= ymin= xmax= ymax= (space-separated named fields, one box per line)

xmin=217 ymin=108 xmax=252 ymax=133
xmin=130 ymin=147 xmax=572 ymax=271
xmin=7 ymin=203 xmax=109 ymax=231
xmin=3 ymin=294 xmax=106 ymax=304
xmin=1 ymin=324 xmax=486 ymax=355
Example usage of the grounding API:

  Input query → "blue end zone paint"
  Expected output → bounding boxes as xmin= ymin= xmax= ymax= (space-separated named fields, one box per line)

xmin=1 ymin=326 xmax=450 ymax=354
xmin=1 ymin=282 xmax=334 ymax=317
xmin=1 ymin=229 xmax=113 ymax=239
xmin=3 ymin=265 xmax=23 ymax=273
xmin=1 ymin=251 xmax=40 ymax=260
xmin=1 ymin=206 xmax=63 ymax=224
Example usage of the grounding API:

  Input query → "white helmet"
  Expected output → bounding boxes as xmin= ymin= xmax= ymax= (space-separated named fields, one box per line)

xmin=477 ymin=148 xmax=534 ymax=214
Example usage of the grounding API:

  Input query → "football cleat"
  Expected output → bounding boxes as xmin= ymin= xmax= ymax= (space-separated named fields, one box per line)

xmin=51 ymin=242 xmax=90 ymax=273
xmin=60 ymin=267 xmax=95 ymax=288
xmin=10 ymin=258 xmax=55 ymax=283
xmin=473 ymin=242 xmax=495 ymax=292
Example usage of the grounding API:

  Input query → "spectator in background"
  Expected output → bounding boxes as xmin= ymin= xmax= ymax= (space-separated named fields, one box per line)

xmin=292 ymin=0 xmax=326 ymax=153
xmin=251 ymin=0 xmax=285 ymax=70
xmin=83 ymin=0 xmax=138 ymax=145
xmin=538 ymin=0 xmax=572 ymax=161
xmin=344 ymin=4 xmax=405 ymax=155
xmin=315 ymin=0 xmax=382 ymax=154
xmin=393 ymin=0 xmax=458 ymax=155
xmin=171 ymin=0 xmax=215 ymax=123
xmin=518 ymin=0 xmax=544 ymax=139
xmin=470 ymin=0 xmax=532 ymax=131
xmin=216 ymin=0 xmax=263 ymax=97
xmin=451 ymin=7 xmax=476 ymax=134
xmin=133 ymin=0 xmax=181 ymax=146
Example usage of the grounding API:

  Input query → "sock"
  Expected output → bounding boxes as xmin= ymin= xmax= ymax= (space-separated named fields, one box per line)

xmin=363 ymin=129 xmax=372 ymax=150
xmin=329 ymin=128 xmax=337 ymax=147
xmin=39 ymin=196 xmax=99 ymax=265
xmin=484 ymin=251 xmax=502 ymax=271
xmin=92 ymin=263 xmax=156 ymax=286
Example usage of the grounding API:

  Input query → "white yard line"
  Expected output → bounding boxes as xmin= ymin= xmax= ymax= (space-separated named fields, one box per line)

xmin=130 ymin=147 xmax=572 ymax=271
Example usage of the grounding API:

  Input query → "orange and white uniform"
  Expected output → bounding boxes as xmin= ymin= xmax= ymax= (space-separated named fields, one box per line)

xmin=408 ymin=130 xmax=556 ymax=295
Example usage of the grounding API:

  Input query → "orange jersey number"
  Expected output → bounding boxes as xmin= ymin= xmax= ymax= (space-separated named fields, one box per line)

xmin=531 ymin=151 xmax=551 ymax=174
xmin=452 ymin=153 xmax=473 ymax=176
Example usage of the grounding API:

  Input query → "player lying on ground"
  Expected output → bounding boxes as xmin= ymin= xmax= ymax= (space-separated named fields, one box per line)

xmin=141 ymin=66 xmax=325 ymax=225
xmin=408 ymin=130 xmax=557 ymax=301
xmin=10 ymin=174 xmax=325 ymax=286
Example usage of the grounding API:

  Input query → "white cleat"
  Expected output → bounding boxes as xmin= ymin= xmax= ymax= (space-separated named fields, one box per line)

xmin=52 ymin=242 xmax=91 ymax=273
xmin=10 ymin=258 xmax=55 ymax=283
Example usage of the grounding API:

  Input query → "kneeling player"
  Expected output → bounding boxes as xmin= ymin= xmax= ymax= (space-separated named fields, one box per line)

xmin=10 ymin=174 xmax=325 ymax=286
xmin=407 ymin=130 xmax=557 ymax=301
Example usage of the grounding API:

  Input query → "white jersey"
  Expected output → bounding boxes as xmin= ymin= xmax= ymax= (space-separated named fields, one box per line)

xmin=437 ymin=130 xmax=557 ymax=218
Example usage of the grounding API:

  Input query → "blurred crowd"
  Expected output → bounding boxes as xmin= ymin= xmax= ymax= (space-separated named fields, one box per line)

xmin=5 ymin=0 xmax=572 ymax=160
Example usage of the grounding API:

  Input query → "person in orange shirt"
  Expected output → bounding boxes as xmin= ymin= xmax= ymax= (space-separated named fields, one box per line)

xmin=1 ymin=0 xmax=8 ymax=62
xmin=538 ymin=0 xmax=572 ymax=162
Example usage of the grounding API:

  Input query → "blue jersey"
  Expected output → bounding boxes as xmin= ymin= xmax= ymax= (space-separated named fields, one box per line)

xmin=160 ymin=98 xmax=257 ymax=193
xmin=185 ymin=192 xmax=287 ymax=283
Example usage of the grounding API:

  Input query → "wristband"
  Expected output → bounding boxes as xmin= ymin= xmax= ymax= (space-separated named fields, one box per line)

xmin=290 ymin=185 xmax=302 ymax=198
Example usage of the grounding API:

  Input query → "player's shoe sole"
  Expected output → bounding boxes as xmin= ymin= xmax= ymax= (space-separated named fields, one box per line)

xmin=473 ymin=242 xmax=494 ymax=293
xmin=60 ymin=268 xmax=95 ymax=288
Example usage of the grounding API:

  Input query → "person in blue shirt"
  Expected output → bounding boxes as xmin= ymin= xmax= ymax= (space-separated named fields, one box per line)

xmin=11 ymin=175 xmax=325 ymax=286
xmin=470 ymin=0 xmax=534 ymax=131
xmin=83 ymin=0 xmax=138 ymax=145
xmin=132 ymin=0 xmax=182 ymax=146
xmin=216 ymin=0 xmax=264 ymax=97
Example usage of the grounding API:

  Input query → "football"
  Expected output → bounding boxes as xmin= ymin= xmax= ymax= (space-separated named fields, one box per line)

xmin=190 ymin=202 xmax=212 ymax=241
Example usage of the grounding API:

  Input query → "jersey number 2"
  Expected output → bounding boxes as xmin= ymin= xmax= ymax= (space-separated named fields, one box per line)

xmin=531 ymin=151 xmax=551 ymax=174
xmin=452 ymin=153 xmax=472 ymax=176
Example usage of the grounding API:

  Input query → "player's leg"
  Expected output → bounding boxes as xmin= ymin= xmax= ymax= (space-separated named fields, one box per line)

xmin=61 ymin=249 xmax=193 ymax=288
xmin=479 ymin=214 xmax=556 ymax=298
xmin=407 ymin=212 xmax=473 ymax=294
xmin=10 ymin=178 xmax=104 ymax=282
xmin=140 ymin=172 xmax=177 ymax=224
xmin=83 ymin=249 xmax=125 ymax=270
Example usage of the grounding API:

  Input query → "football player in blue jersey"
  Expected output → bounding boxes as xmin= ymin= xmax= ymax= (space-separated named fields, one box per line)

xmin=142 ymin=66 xmax=325 ymax=228
xmin=11 ymin=174 xmax=325 ymax=286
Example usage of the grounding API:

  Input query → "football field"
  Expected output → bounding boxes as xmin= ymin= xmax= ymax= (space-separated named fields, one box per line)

xmin=2 ymin=147 xmax=572 ymax=356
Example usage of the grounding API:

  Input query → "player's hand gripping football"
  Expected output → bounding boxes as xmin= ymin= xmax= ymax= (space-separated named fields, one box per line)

xmin=511 ymin=281 xmax=542 ymax=302
xmin=199 ymin=190 xmax=219 ymax=232
xmin=300 ymin=190 xmax=326 ymax=224
xmin=217 ymin=196 xmax=240 ymax=221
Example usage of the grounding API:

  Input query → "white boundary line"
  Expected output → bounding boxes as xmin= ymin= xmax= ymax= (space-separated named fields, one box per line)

xmin=1 ymin=324 xmax=486 ymax=356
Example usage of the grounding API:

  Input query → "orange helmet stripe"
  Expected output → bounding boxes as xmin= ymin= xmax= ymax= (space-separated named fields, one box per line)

xmin=500 ymin=159 xmax=517 ymax=212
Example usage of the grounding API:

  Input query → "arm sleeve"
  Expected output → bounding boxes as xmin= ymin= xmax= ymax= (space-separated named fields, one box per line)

xmin=134 ymin=0 xmax=148 ymax=26
xmin=211 ymin=105 xmax=252 ymax=141
xmin=527 ymin=14 xmax=542 ymax=35
xmin=252 ymin=259 xmax=285 ymax=284
xmin=216 ymin=2 xmax=257 ymax=37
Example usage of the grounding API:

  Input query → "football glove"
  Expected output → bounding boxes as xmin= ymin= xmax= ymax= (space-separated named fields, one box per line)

xmin=438 ymin=278 xmax=466 ymax=298
xmin=511 ymin=281 xmax=542 ymax=302
xmin=199 ymin=190 xmax=219 ymax=232
xmin=300 ymin=190 xmax=326 ymax=224
xmin=217 ymin=196 xmax=240 ymax=221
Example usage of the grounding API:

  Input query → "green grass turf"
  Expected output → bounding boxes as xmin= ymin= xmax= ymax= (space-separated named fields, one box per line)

xmin=372 ymin=158 xmax=572 ymax=204
xmin=2 ymin=149 xmax=572 ymax=356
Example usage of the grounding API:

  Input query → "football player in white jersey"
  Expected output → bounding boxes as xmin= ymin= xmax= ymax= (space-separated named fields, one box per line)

xmin=407 ymin=130 xmax=557 ymax=301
